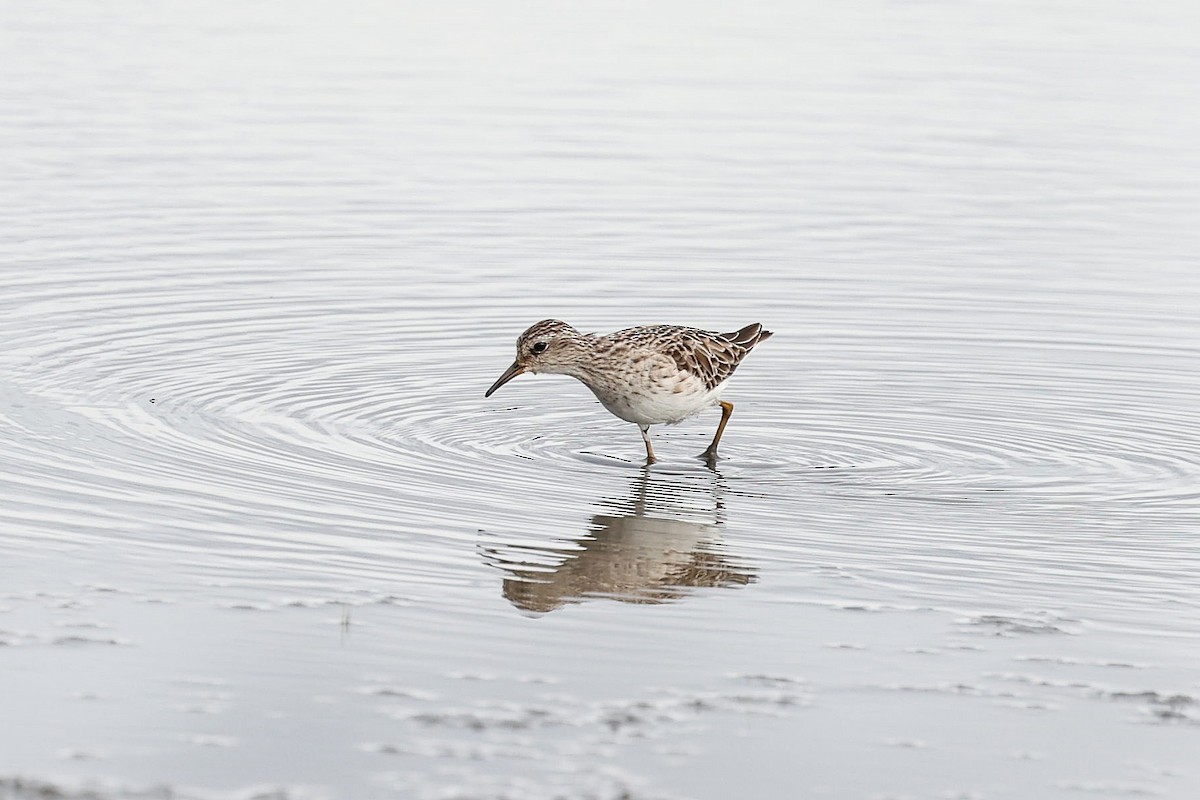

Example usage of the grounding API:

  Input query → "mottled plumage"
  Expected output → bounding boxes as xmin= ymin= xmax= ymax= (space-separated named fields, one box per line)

xmin=485 ymin=319 xmax=773 ymax=463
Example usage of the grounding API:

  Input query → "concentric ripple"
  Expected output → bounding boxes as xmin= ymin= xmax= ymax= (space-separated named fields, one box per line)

xmin=739 ymin=336 xmax=1200 ymax=511
xmin=3 ymin=262 xmax=1198 ymax=616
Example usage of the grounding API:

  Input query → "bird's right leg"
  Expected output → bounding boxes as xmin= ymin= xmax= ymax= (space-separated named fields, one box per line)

xmin=639 ymin=425 xmax=656 ymax=464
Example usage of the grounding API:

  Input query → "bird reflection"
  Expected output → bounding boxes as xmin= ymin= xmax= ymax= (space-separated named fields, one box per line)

xmin=480 ymin=467 xmax=756 ymax=614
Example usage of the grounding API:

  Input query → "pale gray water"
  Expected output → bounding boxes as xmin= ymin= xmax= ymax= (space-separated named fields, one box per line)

xmin=2 ymin=1 xmax=1199 ymax=798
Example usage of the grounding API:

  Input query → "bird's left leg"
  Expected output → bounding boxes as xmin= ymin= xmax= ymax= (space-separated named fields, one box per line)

xmin=703 ymin=401 xmax=734 ymax=461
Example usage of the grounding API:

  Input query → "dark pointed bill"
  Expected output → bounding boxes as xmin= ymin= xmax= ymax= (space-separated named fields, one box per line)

xmin=485 ymin=360 xmax=525 ymax=397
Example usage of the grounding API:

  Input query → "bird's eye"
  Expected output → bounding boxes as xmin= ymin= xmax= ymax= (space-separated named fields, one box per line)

xmin=531 ymin=341 xmax=548 ymax=354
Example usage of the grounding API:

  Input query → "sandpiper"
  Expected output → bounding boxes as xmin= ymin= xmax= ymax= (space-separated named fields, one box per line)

xmin=485 ymin=320 xmax=773 ymax=463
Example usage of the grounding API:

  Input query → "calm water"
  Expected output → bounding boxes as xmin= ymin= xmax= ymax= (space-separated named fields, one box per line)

xmin=3 ymin=1 xmax=1199 ymax=798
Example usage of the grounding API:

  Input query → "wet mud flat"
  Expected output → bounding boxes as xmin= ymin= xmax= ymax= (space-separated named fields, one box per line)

xmin=2 ymin=506 xmax=1198 ymax=800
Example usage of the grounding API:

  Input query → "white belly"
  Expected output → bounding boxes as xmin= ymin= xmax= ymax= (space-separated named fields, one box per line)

xmin=589 ymin=377 xmax=726 ymax=426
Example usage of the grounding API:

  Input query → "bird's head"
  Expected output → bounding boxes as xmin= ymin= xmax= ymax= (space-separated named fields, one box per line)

xmin=485 ymin=319 xmax=588 ymax=397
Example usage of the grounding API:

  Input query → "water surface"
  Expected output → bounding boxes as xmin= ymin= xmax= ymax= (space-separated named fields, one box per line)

xmin=2 ymin=1 xmax=1199 ymax=798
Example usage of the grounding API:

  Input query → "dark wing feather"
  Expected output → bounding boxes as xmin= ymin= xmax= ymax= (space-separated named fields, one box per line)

xmin=726 ymin=322 xmax=773 ymax=347
xmin=663 ymin=323 xmax=773 ymax=391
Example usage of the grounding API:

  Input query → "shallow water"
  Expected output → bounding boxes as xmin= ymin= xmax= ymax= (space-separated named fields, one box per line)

xmin=3 ymin=1 xmax=1200 ymax=798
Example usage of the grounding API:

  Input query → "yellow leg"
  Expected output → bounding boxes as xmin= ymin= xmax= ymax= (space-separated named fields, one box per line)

xmin=640 ymin=425 xmax=657 ymax=464
xmin=703 ymin=401 xmax=734 ymax=460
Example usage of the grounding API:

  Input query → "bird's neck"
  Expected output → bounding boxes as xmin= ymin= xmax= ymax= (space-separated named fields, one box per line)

xmin=542 ymin=334 xmax=600 ymax=381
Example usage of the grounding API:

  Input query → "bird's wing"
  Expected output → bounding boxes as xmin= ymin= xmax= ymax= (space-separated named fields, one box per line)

xmin=662 ymin=324 xmax=770 ymax=391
